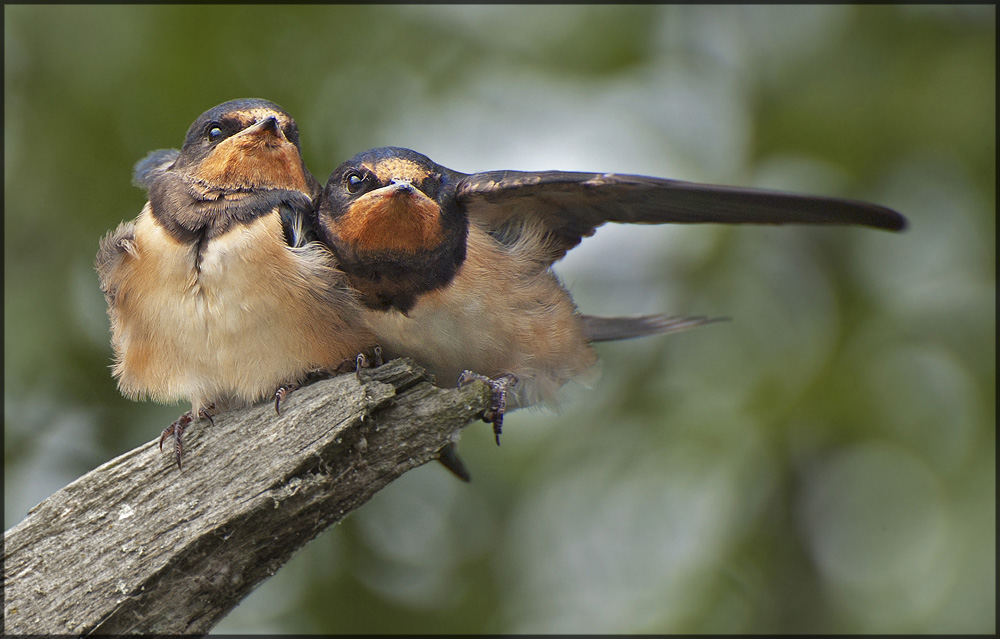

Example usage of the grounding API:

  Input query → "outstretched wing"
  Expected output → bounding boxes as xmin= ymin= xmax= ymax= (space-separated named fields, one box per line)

xmin=456 ymin=170 xmax=907 ymax=260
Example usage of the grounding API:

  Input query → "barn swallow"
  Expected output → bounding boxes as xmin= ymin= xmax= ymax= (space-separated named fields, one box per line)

xmin=314 ymin=146 xmax=907 ymax=444
xmin=96 ymin=98 xmax=374 ymax=468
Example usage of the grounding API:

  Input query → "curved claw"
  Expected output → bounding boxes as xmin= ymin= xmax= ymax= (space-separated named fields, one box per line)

xmin=355 ymin=345 xmax=385 ymax=380
xmin=158 ymin=405 xmax=217 ymax=470
xmin=458 ymin=371 xmax=518 ymax=446
xmin=159 ymin=412 xmax=193 ymax=470
xmin=274 ymin=383 xmax=301 ymax=415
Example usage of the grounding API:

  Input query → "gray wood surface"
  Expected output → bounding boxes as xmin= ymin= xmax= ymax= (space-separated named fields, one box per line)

xmin=2 ymin=358 xmax=490 ymax=635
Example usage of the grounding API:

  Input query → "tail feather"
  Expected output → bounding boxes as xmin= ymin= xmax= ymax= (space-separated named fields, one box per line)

xmin=581 ymin=314 xmax=725 ymax=343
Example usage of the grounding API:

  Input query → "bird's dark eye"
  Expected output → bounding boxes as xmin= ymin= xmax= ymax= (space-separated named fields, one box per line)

xmin=346 ymin=171 xmax=367 ymax=194
xmin=207 ymin=125 xmax=224 ymax=143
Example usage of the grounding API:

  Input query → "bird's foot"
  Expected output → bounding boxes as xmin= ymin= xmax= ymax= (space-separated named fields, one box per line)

xmin=354 ymin=344 xmax=384 ymax=380
xmin=274 ymin=366 xmax=349 ymax=414
xmin=274 ymin=382 xmax=301 ymax=415
xmin=458 ymin=371 xmax=518 ymax=445
xmin=159 ymin=404 xmax=217 ymax=470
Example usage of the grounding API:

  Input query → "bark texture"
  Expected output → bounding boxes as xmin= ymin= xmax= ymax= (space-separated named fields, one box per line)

xmin=2 ymin=358 xmax=490 ymax=635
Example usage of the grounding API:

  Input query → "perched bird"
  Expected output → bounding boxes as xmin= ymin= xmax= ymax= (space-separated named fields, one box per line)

xmin=314 ymin=146 xmax=907 ymax=443
xmin=96 ymin=99 xmax=373 ymax=468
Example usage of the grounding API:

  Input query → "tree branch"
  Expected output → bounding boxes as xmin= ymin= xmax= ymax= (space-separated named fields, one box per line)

xmin=2 ymin=358 xmax=491 ymax=636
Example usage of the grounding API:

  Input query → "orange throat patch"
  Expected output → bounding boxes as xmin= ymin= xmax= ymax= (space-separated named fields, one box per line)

xmin=195 ymin=138 xmax=309 ymax=193
xmin=336 ymin=189 xmax=444 ymax=253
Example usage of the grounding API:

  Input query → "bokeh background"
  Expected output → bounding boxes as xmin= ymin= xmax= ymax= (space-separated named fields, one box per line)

xmin=4 ymin=5 xmax=994 ymax=634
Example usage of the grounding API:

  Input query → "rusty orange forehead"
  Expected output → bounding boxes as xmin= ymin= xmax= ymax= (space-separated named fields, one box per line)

xmin=363 ymin=157 xmax=435 ymax=184
xmin=227 ymin=107 xmax=296 ymax=131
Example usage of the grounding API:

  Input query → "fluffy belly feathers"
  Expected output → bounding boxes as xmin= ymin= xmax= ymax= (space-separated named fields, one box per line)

xmin=367 ymin=225 xmax=598 ymax=407
xmin=109 ymin=208 xmax=362 ymax=412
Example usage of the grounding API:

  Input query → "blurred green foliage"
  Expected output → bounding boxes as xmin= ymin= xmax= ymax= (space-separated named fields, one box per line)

xmin=4 ymin=5 xmax=994 ymax=634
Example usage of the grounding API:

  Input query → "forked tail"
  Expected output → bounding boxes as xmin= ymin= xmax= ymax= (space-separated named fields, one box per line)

xmin=580 ymin=314 xmax=725 ymax=343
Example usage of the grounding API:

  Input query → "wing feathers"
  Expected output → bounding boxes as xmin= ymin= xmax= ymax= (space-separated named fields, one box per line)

xmin=132 ymin=149 xmax=180 ymax=190
xmin=457 ymin=170 xmax=907 ymax=260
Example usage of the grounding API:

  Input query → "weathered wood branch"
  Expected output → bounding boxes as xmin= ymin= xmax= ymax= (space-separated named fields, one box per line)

xmin=2 ymin=358 xmax=491 ymax=636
